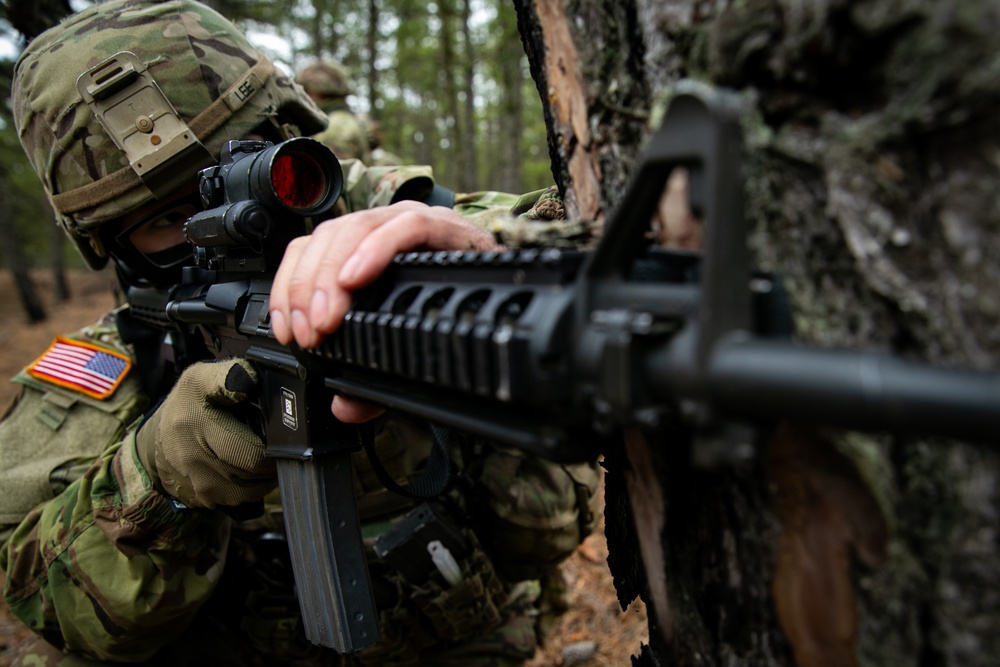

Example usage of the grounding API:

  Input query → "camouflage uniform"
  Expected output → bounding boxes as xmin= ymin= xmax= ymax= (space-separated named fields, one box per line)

xmin=314 ymin=106 xmax=372 ymax=164
xmin=1 ymin=166 xmax=597 ymax=667
xmin=370 ymin=147 xmax=406 ymax=167
xmin=0 ymin=3 xmax=600 ymax=665
xmin=358 ymin=114 xmax=406 ymax=166
xmin=297 ymin=61 xmax=372 ymax=164
xmin=457 ymin=186 xmax=602 ymax=250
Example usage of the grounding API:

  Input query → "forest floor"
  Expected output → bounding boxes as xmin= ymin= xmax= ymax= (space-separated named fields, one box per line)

xmin=0 ymin=268 xmax=648 ymax=666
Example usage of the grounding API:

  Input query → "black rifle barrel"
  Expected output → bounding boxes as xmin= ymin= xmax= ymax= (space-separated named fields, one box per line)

xmin=680 ymin=334 xmax=1000 ymax=442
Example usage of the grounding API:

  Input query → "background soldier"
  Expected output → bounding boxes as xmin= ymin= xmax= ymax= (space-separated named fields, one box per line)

xmin=358 ymin=113 xmax=406 ymax=166
xmin=0 ymin=1 xmax=598 ymax=665
xmin=296 ymin=59 xmax=373 ymax=164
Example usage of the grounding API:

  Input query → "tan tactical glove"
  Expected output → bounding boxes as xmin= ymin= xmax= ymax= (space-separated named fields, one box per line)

xmin=136 ymin=358 xmax=276 ymax=509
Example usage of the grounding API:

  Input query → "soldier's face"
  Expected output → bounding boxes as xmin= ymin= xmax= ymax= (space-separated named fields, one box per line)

xmin=119 ymin=187 xmax=200 ymax=254
xmin=109 ymin=183 xmax=202 ymax=285
xmin=119 ymin=133 xmax=273 ymax=255
xmin=125 ymin=196 xmax=198 ymax=254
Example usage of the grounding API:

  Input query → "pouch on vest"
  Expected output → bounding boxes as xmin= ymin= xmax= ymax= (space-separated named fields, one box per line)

xmin=0 ymin=369 xmax=145 ymax=526
xmin=475 ymin=447 xmax=601 ymax=582
xmin=373 ymin=502 xmax=469 ymax=585
xmin=375 ymin=502 xmax=507 ymax=641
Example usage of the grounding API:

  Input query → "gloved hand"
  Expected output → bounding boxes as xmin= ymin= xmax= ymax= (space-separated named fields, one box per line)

xmin=136 ymin=358 xmax=276 ymax=509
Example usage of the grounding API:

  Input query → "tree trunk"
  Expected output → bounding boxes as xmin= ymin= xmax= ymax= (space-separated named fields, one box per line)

xmin=496 ymin=3 xmax=524 ymax=194
xmin=0 ymin=191 xmax=46 ymax=323
xmin=367 ymin=0 xmax=380 ymax=117
xmin=48 ymin=211 xmax=69 ymax=302
xmin=437 ymin=0 xmax=466 ymax=191
xmin=459 ymin=0 xmax=479 ymax=190
xmin=415 ymin=91 xmax=436 ymax=168
xmin=308 ymin=0 xmax=336 ymax=58
xmin=482 ymin=113 xmax=500 ymax=189
xmin=515 ymin=1 xmax=1000 ymax=666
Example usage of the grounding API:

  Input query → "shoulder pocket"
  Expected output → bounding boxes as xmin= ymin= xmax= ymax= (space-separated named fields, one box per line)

xmin=0 ymin=371 xmax=147 ymax=525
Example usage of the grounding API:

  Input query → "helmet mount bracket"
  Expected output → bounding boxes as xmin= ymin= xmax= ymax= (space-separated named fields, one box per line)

xmin=77 ymin=51 xmax=214 ymax=199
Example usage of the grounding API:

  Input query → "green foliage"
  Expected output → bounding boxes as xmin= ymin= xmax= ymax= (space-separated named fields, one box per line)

xmin=244 ymin=0 xmax=552 ymax=194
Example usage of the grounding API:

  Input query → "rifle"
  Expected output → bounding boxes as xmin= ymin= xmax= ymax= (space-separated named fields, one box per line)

xmin=125 ymin=89 xmax=1000 ymax=654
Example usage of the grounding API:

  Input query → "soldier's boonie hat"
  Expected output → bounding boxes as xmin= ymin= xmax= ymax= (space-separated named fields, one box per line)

xmin=13 ymin=0 xmax=328 ymax=269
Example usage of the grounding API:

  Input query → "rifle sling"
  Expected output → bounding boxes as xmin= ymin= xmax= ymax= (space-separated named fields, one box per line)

xmin=361 ymin=421 xmax=454 ymax=499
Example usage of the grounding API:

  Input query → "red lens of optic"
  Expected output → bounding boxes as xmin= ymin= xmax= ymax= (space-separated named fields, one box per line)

xmin=271 ymin=152 xmax=326 ymax=210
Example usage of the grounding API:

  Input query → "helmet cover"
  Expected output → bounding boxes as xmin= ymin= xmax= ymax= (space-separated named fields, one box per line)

xmin=13 ymin=0 xmax=329 ymax=269
xmin=296 ymin=60 xmax=353 ymax=99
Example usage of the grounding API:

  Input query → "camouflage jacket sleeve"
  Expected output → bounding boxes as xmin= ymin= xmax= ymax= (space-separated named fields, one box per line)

xmin=0 ymin=319 xmax=231 ymax=662
xmin=2 ymin=435 xmax=230 ymax=661
xmin=458 ymin=186 xmax=602 ymax=249
xmin=338 ymin=163 xmax=600 ymax=248
xmin=338 ymin=158 xmax=436 ymax=211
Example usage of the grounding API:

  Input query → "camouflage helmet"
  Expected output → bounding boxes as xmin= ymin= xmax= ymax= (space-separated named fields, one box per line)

xmin=296 ymin=60 xmax=353 ymax=99
xmin=12 ymin=0 xmax=328 ymax=270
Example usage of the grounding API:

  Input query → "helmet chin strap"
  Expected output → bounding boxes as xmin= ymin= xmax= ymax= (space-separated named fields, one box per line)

xmin=114 ymin=274 xmax=190 ymax=400
xmin=111 ymin=255 xmax=159 ymax=291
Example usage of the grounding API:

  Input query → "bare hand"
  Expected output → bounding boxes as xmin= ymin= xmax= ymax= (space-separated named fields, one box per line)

xmin=268 ymin=201 xmax=499 ymax=421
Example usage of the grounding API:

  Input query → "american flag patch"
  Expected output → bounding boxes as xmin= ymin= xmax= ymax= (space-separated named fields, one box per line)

xmin=27 ymin=337 xmax=132 ymax=400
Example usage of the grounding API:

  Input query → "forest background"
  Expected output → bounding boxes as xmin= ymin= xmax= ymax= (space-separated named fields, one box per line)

xmin=0 ymin=0 xmax=553 ymax=320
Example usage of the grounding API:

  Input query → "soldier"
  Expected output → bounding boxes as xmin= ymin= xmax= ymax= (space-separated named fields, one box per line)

xmin=297 ymin=60 xmax=373 ymax=164
xmin=358 ymin=113 xmax=406 ymax=166
xmin=0 ymin=1 xmax=599 ymax=665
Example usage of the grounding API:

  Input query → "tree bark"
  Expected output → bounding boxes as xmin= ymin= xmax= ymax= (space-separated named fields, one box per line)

xmin=515 ymin=0 xmax=1000 ymax=665
xmin=514 ymin=0 xmax=648 ymax=219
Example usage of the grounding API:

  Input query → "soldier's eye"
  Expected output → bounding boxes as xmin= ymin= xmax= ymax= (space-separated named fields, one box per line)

xmin=150 ymin=208 xmax=194 ymax=228
xmin=126 ymin=201 xmax=199 ymax=254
